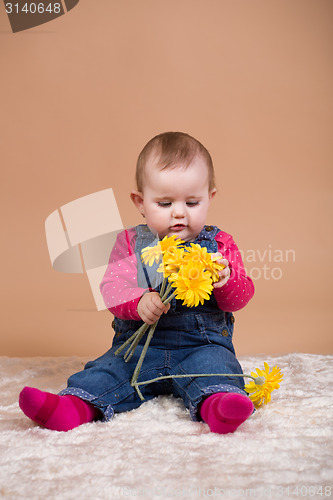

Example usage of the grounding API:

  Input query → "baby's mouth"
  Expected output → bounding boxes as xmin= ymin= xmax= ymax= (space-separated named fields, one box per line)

xmin=170 ymin=224 xmax=186 ymax=231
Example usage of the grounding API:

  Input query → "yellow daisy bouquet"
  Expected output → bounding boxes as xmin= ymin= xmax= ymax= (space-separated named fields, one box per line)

xmin=115 ymin=235 xmax=283 ymax=407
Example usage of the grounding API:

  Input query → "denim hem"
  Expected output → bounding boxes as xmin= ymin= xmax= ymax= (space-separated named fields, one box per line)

xmin=189 ymin=384 xmax=248 ymax=422
xmin=58 ymin=388 xmax=114 ymax=422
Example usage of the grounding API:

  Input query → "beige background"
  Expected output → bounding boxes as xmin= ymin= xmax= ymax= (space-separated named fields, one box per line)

xmin=1 ymin=0 xmax=332 ymax=357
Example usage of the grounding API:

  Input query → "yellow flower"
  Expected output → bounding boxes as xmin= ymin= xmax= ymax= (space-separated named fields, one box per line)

xmin=160 ymin=235 xmax=184 ymax=252
xmin=182 ymin=244 xmax=225 ymax=282
xmin=141 ymin=235 xmax=184 ymax=266
xmin=182 ymin=243 xmax=208 ymax=263
xmin=141 ymin=244 xmax=163 ymax=266
xmin=157 ymin=247 xmax=185 ymax=277
xmin=244 ymin=362 xmax=283 ymax=408
xmin=168 ymin=261 xmax=213 ymax=307
xmin=204 ymin=252 xmax=226 ymax=283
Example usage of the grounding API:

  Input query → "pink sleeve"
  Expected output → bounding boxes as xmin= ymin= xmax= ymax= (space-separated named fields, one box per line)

xmin=213 ymin=231 xmax=255 ymax=312
xmin=100 ymin=228 xmax=148 ymax=321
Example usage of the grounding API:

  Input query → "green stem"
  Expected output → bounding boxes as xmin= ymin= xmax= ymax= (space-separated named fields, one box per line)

xmin=134 ymin=373 xmax=257 ymax=387
xmin=131 ymin=372 xmax=258 ymax=400
xmin=130 ymin=321 xmax=158 ymax=391
xmin=124 ymin=326 xmax=150 ymax=362
xmin=114 ymin=280 xmax=174 ymax=359
xmin=123 ymin=289 xmax=176 ymax=363
xmin=160 ymin=282 xmax=174 ymax=302
xmin=132 ymin=382 xmax=145 ymax=401
xmin=116 ymin=280 xmax=178 ymax=399
xmin=159 ymin=276 xmax=167 ymax=298
xmin=162 ymin=290 xmax=176 ymax=305
xmin=114 ymin=322 xmax=149 ymax=356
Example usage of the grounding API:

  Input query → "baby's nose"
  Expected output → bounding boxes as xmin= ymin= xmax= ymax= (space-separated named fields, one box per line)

xmin=172 ymin=202 xmax=186 ymax=217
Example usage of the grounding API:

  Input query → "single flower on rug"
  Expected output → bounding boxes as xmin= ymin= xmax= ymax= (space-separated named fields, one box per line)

xmin=244 ymin=362 xmax=283 ymax=408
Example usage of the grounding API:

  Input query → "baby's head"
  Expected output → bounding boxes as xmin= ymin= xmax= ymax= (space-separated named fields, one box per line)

xmin=135 ymin=132 xmax=216 ymax=194
xmin=131 ymin=132 xmax=217 ymax=242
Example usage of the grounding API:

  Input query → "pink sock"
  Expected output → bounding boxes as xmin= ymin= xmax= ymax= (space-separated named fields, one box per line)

xmin=199 ymin=392 xmax=254 ymax=434
xmin=19 ymin=387 xmax=101 ymax=432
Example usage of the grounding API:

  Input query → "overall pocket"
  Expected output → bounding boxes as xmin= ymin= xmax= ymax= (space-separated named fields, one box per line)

xmin=196 ymin=311 xmax=235 ymax=347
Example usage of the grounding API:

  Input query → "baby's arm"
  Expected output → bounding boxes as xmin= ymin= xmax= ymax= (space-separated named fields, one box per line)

xmin=212 ymin=231 xmax=254 ymax=312
xmin=100 ymin=229 xmax=148 ymax=321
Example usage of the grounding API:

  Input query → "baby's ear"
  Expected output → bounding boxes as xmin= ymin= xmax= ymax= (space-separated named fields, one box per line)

xmin=209 ymin=188 xmax=217 ymax=201
xmin=130 ymin=191 xmax=144 ymax=212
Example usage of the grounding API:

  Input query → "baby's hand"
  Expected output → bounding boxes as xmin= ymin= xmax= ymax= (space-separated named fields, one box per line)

xmin=211 ymin=255 xmax=231 ymax=288
xmin=137 ymin=292 xmax=170 ymax=325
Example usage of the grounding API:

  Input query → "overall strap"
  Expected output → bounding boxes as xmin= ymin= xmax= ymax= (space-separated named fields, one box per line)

xmin=192 ymin=225 xmax=221 ymax=253
xmin=135 ymin=225 xmax=162 ymax=290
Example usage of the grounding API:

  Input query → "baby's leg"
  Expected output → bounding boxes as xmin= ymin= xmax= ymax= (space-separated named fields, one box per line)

xmin=171 ymin=344 xmax=253 ymax=434
xmin=19 ymin=344 xmax=167 ymax=431
xmin=19 ymin=387 xmax=101 ymax=431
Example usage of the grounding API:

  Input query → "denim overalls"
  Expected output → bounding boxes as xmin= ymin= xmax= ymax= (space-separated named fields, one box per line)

xmin=60 ymin=224 xmax=247 ymax=422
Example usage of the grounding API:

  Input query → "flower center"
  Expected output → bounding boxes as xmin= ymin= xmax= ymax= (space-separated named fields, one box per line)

xmin=188 ymin=268 xmax=200 ymax=280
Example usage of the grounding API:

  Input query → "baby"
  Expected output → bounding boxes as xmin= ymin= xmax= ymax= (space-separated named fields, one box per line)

xmin=19 ymin=132 xmax=255 ymax=434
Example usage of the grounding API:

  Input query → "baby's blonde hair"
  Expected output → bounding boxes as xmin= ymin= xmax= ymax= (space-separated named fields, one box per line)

xmin=135 ymin=132 xmax=216 ymax=192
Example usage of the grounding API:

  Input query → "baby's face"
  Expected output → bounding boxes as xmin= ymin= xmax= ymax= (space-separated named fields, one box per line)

xmin=140 ymin=155 xmax=216 ymax=242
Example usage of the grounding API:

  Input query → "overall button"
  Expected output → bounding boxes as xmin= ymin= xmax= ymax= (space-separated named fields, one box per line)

xmin=205 ymin=225 xmax=214 ymax=232
xmin=230 ymin=316 xmax=235 ymax=324
xmin=221 ymin=329 xmax=229 ymax=337
xmin=111 ymin=320 xmax=115 ymax=329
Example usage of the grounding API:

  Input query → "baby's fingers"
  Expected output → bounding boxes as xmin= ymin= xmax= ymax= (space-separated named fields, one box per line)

xmin=163 ymin=303 xmax=171 ymax=314
xmin=213 ymin=263 xmax=231 ymax=288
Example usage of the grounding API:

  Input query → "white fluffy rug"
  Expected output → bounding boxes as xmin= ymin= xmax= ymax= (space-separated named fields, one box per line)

xmin=0 ymin=354 xmax=332 ymax=500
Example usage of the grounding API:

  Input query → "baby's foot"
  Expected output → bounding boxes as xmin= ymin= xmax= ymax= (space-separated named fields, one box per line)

xmin=19 ymin=387 xmax=100 ymax=431
xmin=199 ymin=392 xmax=254 ymax=434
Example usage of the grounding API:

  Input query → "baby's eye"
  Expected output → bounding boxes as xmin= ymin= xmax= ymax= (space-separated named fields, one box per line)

xmin=186 ymin=201 xmax=199 ymax=207
xmin=157 ymin=202 xmax=171 ymax=207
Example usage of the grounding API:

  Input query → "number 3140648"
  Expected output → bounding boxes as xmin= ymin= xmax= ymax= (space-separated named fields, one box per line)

xmin=5 ymin=3 xmax=62 ymax=14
